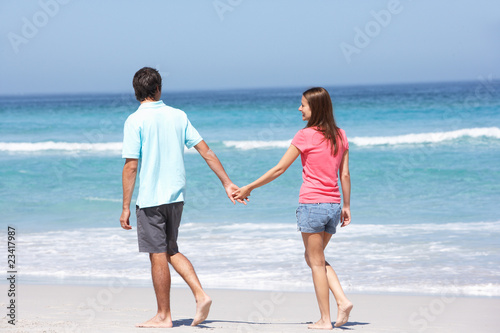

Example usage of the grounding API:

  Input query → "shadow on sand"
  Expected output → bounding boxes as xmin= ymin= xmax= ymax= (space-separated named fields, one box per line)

xmin=331 ymin=321 xmax=370 ymax=330
xmin=173 ymin=318 xmax=370 ymax=330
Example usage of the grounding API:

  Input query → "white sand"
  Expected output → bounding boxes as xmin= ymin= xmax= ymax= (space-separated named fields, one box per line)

xmin=1 ymin=284 xmax=499 ymax=332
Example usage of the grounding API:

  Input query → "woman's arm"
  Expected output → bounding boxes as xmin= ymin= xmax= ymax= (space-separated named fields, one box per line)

xmin=233 ymin=144 xmax=300 ymax=200
xmin=339 ymin=149 xmax=351 ymax=227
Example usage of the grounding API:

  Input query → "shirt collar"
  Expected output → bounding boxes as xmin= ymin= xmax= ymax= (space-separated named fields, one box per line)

xmin=138 ymin=100 xmax=164 ymax=109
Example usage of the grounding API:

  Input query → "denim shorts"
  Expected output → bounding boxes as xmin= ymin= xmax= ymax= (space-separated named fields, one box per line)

xmin=296 ymin=203 xmax=342 ymax=234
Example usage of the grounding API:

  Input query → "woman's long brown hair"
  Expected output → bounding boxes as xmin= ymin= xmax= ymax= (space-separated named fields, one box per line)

xmin=303 ymin=87 xmax=342 ymax=156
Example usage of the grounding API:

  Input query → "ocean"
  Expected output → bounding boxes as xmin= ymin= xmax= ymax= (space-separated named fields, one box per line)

xmin=1 ymin=80 xmax=499 ymax=297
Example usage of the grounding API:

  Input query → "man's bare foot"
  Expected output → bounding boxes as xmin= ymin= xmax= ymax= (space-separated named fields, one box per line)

xmin=334 ymin=301 xmax=353 ymax=327
xmin=191 ymin=296 xmax=212 ymax=326
xmin=136 ymin=313 xmax=173 ymax=328
xmin=308 ymin=319 xmax=333 ymax=330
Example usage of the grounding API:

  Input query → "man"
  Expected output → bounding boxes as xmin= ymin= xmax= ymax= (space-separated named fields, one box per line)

xmin=120 ymin=67 xmax=244 ymax=328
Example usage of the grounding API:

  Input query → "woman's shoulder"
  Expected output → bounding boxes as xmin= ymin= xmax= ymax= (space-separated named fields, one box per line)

xmin=294 ymin=127 xmax=322 ymax=142
xmin=297 ymin=127 xmax=320 ymax=135
xmin=337 ymin=128 xmax=349 ymax=149
xmin=293 ymin=127 xmax=311 ymax=137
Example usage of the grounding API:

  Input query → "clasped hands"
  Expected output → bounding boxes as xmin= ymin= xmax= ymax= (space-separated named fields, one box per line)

xmin=225 ymin=183 xmax=251 ymax=205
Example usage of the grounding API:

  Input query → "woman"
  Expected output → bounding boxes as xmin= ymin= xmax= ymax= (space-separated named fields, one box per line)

xmin=233 ymin=87 xmax=353 ymax=329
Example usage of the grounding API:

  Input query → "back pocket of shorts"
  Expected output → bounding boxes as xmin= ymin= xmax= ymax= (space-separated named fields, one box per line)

xmin=307 ymin=206 xmax=328 ymax=229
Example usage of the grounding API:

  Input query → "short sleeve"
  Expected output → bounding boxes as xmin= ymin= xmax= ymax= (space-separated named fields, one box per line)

xmin=291 ymin=129 xmax=307 ymax=152
xmin=340 ymin=129 xmax=349 ymax=150
xmin=122 ymin=117 xmax=141 ymax=159
xmin=184 ymin=118 xmax=203 ymax=149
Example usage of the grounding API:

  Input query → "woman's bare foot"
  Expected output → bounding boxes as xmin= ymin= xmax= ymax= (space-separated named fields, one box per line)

xmin=136 ymin=313 xmax=173 ymax=328
xmin=191 ymin=296 xmax=212 ymax=326
xmin=308 ymin=318 xmax=333 ymax=330
xmin=334 ymin=301 xmax=353 ymax=327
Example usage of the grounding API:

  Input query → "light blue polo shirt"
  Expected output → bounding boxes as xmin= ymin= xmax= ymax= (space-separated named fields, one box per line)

xmin=122 ymin=100 xmax=202 ymax=208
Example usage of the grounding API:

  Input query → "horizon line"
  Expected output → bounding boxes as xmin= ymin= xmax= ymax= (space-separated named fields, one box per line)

xmin=0 ymin=78 xmax=497 ymax=98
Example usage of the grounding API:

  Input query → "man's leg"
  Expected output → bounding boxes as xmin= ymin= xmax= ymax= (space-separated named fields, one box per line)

xmin=163 ymin=202 xmax=212 ymax=326
xmin=167 ymin=252 xmax=212 ymax=326
xmin=136 ymin=252 xmax=173 ymax=328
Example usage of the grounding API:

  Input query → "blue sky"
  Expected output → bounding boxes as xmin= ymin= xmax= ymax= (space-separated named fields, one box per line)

xmin=1 ymin=0 xmax=499 ymax=95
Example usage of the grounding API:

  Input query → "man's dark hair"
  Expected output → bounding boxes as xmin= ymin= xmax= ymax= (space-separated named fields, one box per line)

xmin=133 ymin=67 xmax=162 ymax=102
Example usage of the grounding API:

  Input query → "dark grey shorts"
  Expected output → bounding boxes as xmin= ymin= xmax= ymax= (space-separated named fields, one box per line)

xmin=136 ymin=202 xmax=184 ymax=255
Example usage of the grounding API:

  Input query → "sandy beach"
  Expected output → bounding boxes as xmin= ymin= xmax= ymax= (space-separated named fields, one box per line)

xmin=1 ymin=284 xmax=499 ymax=332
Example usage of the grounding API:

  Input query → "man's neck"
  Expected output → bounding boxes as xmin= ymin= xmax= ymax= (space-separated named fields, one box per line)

xmin=140 ymin=98 xmax=160 ymax=105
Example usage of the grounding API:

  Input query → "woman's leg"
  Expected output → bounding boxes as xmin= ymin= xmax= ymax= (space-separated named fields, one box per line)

xmin=322 ymin=233 xmax=353 ymax=327
xmin=302 ymin=232 xmax=333 ymax=330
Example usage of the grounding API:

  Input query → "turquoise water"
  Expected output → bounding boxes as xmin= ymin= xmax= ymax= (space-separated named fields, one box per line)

xmin=1 ymin=81 xmax=500 ymax=295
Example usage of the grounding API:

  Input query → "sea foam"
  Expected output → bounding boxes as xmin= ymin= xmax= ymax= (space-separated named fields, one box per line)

xmin=350 ymin=127 xmax=500 ymax=146
xmin=0 ymin=141 xmax=123 ymax=152
xmin=17 ymin=221 xmax=500 ymax=296
xmin=223 ymin=127 xmax=500 ymax=150
xmin=2 ymin=127 xmax=499 ymax=153
xmin=223 ymin=140 xmax=292 ymax=150
xmin=0 ymin=141 xmax=197 ymax=153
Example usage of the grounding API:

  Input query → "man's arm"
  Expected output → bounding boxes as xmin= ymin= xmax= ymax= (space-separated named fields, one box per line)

xmin=194 ymin=140 xmax=244 ymax=204
xmin=120 ymin=158 xmax=138 ymax=229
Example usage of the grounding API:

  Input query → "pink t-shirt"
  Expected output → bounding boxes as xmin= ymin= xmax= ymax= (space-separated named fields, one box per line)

xmin=291 ymin=127 xmax=349 ymax=204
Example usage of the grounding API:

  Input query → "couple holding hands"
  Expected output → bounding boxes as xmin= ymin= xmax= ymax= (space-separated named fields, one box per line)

xmin=120 ymin=67 xmax=352 ymax=330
